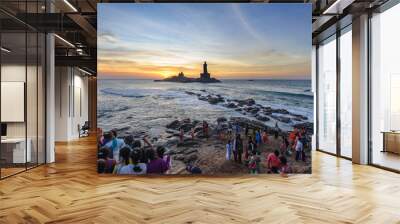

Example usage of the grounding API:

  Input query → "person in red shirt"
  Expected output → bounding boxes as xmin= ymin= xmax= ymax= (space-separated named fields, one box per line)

xmin=266 ymin=150 xmax=281 ymax=173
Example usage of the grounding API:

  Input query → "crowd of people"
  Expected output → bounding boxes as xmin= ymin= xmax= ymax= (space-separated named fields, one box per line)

xmin=97 ymin=130 xmax=173 ymax=175
xmin=221 ymin=123 xmax=309 ymax=175
xmin=97 ymin=122 xmax=310 ymax=176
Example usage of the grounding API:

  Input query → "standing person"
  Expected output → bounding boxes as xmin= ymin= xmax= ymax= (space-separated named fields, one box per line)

xmin=202 ymin=120 xmax=209 ymax=138
xmin=262 ymin=131 xmax=269 ymax=144
xmin=217 ymin=122 xmax=224 ymax=140
xmin=249 ymin=128 xmax=254 ymax=140
xmin=289 ymin=128 xmax=298 ymax=147
xmin=248 ymin=153 xmax=258 ymax=174
xmin=245 ymin=124 xmax=249 ymax=136
xmin=247 ymin=136 xmax=255 ymax=160
xmin=280 ymin=136 xmax=289 ymax=156
xmin=179 ymin=128 xmax=184 ymax=143
xmin=255 ymin=130 xmax=261 ymax=146
xmin=235 ymin=124 xmax=241 ymax=135
xmin=233 ymin=136 xmax=238 ymax=162
xmin=235 ymin=134 xmax=243 ymax=163
xmin=295 ymin=136 xmax=304 ymax=161
xmin=191 ymin=127 xmax=195 ymax=140
xmin=104 ymin=131 xmax=125 ymax=163
xmin=243 ymin=136 xmax=249 ymax=163
xmin=226 ymin=139 xmax=232 ymax=160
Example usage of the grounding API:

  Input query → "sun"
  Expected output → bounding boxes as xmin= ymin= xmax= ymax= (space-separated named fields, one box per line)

xmin=160 ymin=70 xmax=174 ymax=79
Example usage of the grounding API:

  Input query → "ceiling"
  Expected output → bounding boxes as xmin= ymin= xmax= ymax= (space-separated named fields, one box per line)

xmin=0 ymin=0 xmax=392 ymax=74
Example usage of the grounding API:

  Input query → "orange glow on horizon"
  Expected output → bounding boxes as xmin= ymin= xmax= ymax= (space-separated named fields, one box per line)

xmin=98 ymin=60 xmax=311 ymax=79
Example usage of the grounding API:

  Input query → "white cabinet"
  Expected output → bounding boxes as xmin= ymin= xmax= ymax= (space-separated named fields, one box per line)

xmin=1 ymin=138 xmax=31 ymax=163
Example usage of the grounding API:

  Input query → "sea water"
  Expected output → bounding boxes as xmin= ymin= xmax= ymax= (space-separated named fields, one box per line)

xmin=98 ymin=79 xmax=313 ymax=135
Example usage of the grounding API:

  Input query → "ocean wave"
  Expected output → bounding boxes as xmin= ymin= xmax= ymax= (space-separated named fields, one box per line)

xmin=253 ymin=89 xmax=313 ymax=99
xmin=101 ymin=88 xmax=146 ymax=98
xmin=101 ymin=87 xmax=187 ymax=100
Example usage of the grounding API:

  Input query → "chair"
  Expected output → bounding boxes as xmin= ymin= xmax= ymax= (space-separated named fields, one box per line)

xmin=79 ymin=121 xmax=90 ymax=138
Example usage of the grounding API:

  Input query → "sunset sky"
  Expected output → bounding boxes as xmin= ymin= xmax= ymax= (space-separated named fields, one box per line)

xmin=98 ymin=4 xmax=311 ymax=79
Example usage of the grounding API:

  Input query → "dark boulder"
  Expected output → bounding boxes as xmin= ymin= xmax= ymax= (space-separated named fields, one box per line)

xmin=250 ymin=108 xmax=260 ymax=114
xmin=185 ymin=91 xmax=196 ymax=95
xmin=180 ymin=123 xmax=194 ymax=132
xmin=182 ymin=118 xmax=191 ymax=124
xmin=291 ymin=113 xmax=308 ymax=120
xmin=256 ymin=115 xmax=270 ymax=122
xmin=198 ymin=96 xmax=207 ymax=101
xmin=271 ymin=115 xmax=291 ymax=123
xmin=208 ymin=97 xmax=224 ymax=104
xmin=272 ymin=108 xmax=290 ymax=114
xmin=226 ymin=103 xmax=237 ymax=108
xmin=217 ymin=117 xmax=227 ymax=123
xmin=166 ymin=120 xmax=181 ymax=130
xmin=245 ymin=98 xmax=255 ymax=106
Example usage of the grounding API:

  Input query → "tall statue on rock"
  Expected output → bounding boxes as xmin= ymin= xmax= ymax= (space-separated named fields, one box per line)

xmin=203 ymin=61 xmax=208 ymax=74
xmin=200 ymin=61 xmax=211 ymax=80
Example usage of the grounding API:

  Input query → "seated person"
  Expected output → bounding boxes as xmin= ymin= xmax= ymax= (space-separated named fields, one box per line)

xmin=97 ymin=160 xmax=106 ymax=174
xmin=124 ymin=135 xmax=135 ymax=149
xmin=97 ymin=146 xmax=116 ymax=173
xmin=143 ymin=137 xmax=169 ymax=174
xmin=157 ymin=146 xmax=171 ymax=171
xmin=146 ymin=149 xmax=169 ymax=174
xmin=113 ymin=147 xmax=134 ymax=175
xmin=279 ymin=156 xmax=291 ymax=177
xmin=266 ymin=150 xmax=281 ymax=173
xmin=130 ymin=150 xmax=147 ymax=175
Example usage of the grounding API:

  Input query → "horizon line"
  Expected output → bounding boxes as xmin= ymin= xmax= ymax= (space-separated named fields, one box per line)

xmin=97 ymin=77 xmax=312 ymax=81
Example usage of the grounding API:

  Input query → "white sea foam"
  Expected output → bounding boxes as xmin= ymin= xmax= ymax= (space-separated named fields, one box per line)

xmin=97 ymin=79 xmax=314 ymax=132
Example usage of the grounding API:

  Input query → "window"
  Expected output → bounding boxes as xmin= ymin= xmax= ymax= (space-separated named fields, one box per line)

xmin=370 ymin=3 xmax=400 ymax=171
xmin=317 ymin=35 xmax=337 ymax=154
xmin=339 ymin=27 xmax=352 ymax=158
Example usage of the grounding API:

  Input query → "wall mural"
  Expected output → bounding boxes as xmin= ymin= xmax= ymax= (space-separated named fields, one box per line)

xmin=97 ymin=3 xmax=313 ymax=175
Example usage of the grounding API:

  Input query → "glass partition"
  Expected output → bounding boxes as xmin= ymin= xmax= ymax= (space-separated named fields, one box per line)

xmin=317 ymin=35 xmax=337 ymax=154
xmin=0 ymin=2 xmax=46 ymax=179
xmin=339 ymin=27 xmax=352 ymax=158
xmin=1 ymin=31 xmax=28 ymax=177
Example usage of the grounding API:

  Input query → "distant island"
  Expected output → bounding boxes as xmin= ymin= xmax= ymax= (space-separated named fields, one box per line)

xmin=154 ymin=61 xmax=221 ymax=83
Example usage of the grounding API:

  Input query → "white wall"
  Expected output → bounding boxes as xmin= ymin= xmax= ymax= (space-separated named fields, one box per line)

xmin=54 ymin=67 xmax=89 ymax=141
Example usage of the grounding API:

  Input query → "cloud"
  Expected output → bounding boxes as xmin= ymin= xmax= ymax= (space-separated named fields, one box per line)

xmin=231 ymin=4 xmax=269 ymax=48
xmin=98 ymin=32 xmax=119 ymax=44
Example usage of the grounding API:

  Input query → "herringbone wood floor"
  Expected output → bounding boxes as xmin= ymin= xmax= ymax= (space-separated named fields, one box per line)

xmin=0 ymin=136 xmax=399 ymax=224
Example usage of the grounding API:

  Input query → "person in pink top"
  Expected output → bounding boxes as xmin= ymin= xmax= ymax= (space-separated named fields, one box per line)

xmin=266 ymin=150 xmax=281 ymax=173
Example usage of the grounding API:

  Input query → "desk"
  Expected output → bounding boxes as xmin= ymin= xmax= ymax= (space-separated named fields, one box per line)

xmin=1 ymin=138 xmax=31 ymax=164
xmin=382 ymin=131 xmax=400 ymax=154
